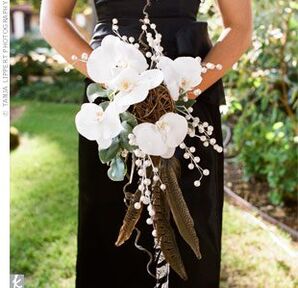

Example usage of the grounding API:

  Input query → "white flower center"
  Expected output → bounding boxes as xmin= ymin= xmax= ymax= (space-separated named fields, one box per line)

xmin=119 ymin=79 xmax=134 ymax=92
xmin=156 ymin=120 xmax=170 ymax=134
xmin=180 ymin=78 xmax=191 ymax=90
xmin=96 ymin=108 xmax=104 ymax=122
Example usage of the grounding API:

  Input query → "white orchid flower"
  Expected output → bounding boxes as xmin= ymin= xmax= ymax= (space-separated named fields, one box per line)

xmin=109 ymin=67 xmax=164 ymax=113
xmin=87 ymin=35 xmax=149 ymax=84
xmin=132 ymin=112 xmax=188 ymax=158
xmin=157 ymin=56 xmax=202 ymax=101
xmin=75 ymin=102 xmax=123 ymax=150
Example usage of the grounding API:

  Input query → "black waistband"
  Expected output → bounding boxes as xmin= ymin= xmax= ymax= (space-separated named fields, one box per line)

xmin=96 ymin=15 xmax=197 ymax=24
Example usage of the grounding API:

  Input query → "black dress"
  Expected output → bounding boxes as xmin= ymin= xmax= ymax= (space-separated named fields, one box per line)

xmin=76 ymin=1 xmax=226 ymax=287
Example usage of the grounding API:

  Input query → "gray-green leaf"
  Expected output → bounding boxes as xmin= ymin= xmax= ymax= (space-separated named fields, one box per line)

xmin=86 ymin=83 xmax=110 ymax=102
xmin=120 ymin=111 xmax=138 ymax=128
xmin=98 ymin=137 xmax=120 ymax=164
xmin=99 ymin=101 xmax=110 ymax=111
xmin=175 ymin=98 xmax=196 ymax=109
xmin=107 ymin=156 xmax=127 ymax=181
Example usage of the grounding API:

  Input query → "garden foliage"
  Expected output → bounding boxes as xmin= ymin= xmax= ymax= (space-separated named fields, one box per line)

xmin=203 ymin=0 xmax=298 ymax=204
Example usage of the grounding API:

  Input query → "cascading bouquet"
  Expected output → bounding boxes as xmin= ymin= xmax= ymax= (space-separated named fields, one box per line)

xmin=72 ymin=13 xmax=223 ymax=282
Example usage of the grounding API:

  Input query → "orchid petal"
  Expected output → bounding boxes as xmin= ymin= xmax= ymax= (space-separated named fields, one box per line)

xmin=157 ymin=56 xmax=180 ymax=100
xmin=117 ymin=41 xmax=148 ymax=73
xmin=159 ymin=112 xmax=188 ymax=148
xmin=114 ymin=85 xmax=149 ymax=108
xmin=102 ymin=102 xmax=123 ymax=139
xmin=75 ymin=103 xmax=104 ymax=141
xmin=174 ymin=57 xmax=203 ymax=89
xmin=87 ymin=37 xmax=120 ymax=83
xmin=101 ymin=34 xmax=121 ymax=47
xmin=87 ymin=35 xmax=148 ymax=84
xmin=133 ymin=123 xmax=167 ymax=156
xmin=96 ymin=138 xmax=113 ymax=150
xmin=108 ymin=68 xmax=139 ymax=91
xmin=139 ymin=69 xmax=164 ymax=89
xmin=161 ymin=147 xmax=176 ymax=159
xmin=166 ymin=82 xmax=180 ymax=101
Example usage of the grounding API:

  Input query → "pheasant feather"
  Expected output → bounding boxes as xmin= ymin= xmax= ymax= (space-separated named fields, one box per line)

xmin=115 ymin=189 xmax=143 ymax=246
xmin=152 ymin=184 xmax=188 ymax=280
xmin=160 ymin=157 xmax=202 ymax=259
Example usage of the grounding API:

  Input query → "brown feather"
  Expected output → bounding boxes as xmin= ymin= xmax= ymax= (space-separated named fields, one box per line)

xmin=115 ymin=189 xmax=143 ymax=246
xmin=160 ymin=157 xmax=202 ymax=259
xmin=152 ymin=185 xmax=188 ymax=280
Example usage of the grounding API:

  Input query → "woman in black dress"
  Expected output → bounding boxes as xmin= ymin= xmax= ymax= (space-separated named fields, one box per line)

xmin=40 ymin=1 xmax=252 ymax=287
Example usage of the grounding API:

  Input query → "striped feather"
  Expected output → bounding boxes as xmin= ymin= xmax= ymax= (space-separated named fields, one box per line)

xmin=160 ymin=157 xmax=202 ymax=259
xmin=115 ymin=189 xmax=143 ymax=246
xmin=152 ymin=184 xmax=188 ymax=280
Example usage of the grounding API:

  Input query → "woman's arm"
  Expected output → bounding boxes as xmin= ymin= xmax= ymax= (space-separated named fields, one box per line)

xmin=188 ymin=0 xmax=253 ymax=99
xmin=40 ymin=0 xmax=92 ymax=77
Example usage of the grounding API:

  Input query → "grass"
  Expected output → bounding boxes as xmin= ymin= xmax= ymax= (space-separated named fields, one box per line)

xmin=10 ymin=100 xmax=298 ymax=288
xmin=10 ymin=100 xmax=79 ymax=287
xmin=221 ymin=205 xmax=298 ymax=287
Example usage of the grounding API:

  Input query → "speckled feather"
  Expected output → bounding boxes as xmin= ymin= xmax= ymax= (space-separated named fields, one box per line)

xmin=160 ymin=157 xmax=202 ymax=259
xmin=115 ymin=189 xmax=143 ymax=246
xmin=152 ymin=184 xmax=188 ymax=280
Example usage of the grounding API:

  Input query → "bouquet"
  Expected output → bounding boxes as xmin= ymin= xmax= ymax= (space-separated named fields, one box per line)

xmin=71 ymin=12 xmax=223 ymax=282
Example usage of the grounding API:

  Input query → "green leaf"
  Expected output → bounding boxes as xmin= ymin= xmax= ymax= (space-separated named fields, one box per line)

xmin=99 ymin=101 xmax=110 ymax=111
xmin=175 ymin=98 xmax=196 ymax=109
xmin=98 ymin=137 xmax=120 ymax=164
xmin=107 ymin=155 xmax=127 ymax=181
xmin=273 ymin=122 xmax=284 ymax=130
xmin=86 ymin=83 xmax=109 ymax=102
xmin=269 ymin=190 xmax=283 ymax=206
xmin=232 ymin=101 xmax=243 ymax=111
xmin=120 ymin=112 xmax=138 ymax=127
xmin=265 ymin=132 xmax=274 ymax=141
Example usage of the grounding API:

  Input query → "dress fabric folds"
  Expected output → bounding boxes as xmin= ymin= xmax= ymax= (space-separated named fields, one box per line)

xmin=75 ymin=1 xmax=225 ymax=287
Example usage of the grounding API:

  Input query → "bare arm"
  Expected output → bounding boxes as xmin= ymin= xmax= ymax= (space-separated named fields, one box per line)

xmin=40 ymin=0 xmax=92 ymax=77
xmin=189 ymin=0 xmax=253 ymax=99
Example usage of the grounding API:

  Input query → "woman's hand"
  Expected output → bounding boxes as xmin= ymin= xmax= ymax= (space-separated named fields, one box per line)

xmin=40 ymin=0 xmax=93 ymax=77
xmin=188 ymin=0 xmax=253 ymax=99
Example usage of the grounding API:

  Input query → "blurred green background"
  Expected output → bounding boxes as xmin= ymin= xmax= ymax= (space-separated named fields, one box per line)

xmin=10 ymin=0 xmax=298 ymax=287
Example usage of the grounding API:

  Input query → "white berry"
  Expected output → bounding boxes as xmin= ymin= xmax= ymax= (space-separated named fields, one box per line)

xmin=203 ymin=169 xmax=210 ymax=176
xmin=160 ymin=184 xmax=166 ymax=190
xmin=183 ymin=153 xmax=190 ymax=159
xmin=194 ymin=156 xmax=200 ymax=163
xmin=134 ymin=202 xmax=141 ymax=210
xmin=146 ymin=218 xmax=153 ymax=225
xmin=210 ymin=138 xmax=216 ymax=145
xmin=189 ymin=146 xmax=196 ymax=153
xmin=194 ymin=180 xmax=201 ymax=187
xmin=188 ymin=163 xmax=194 ymax=170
